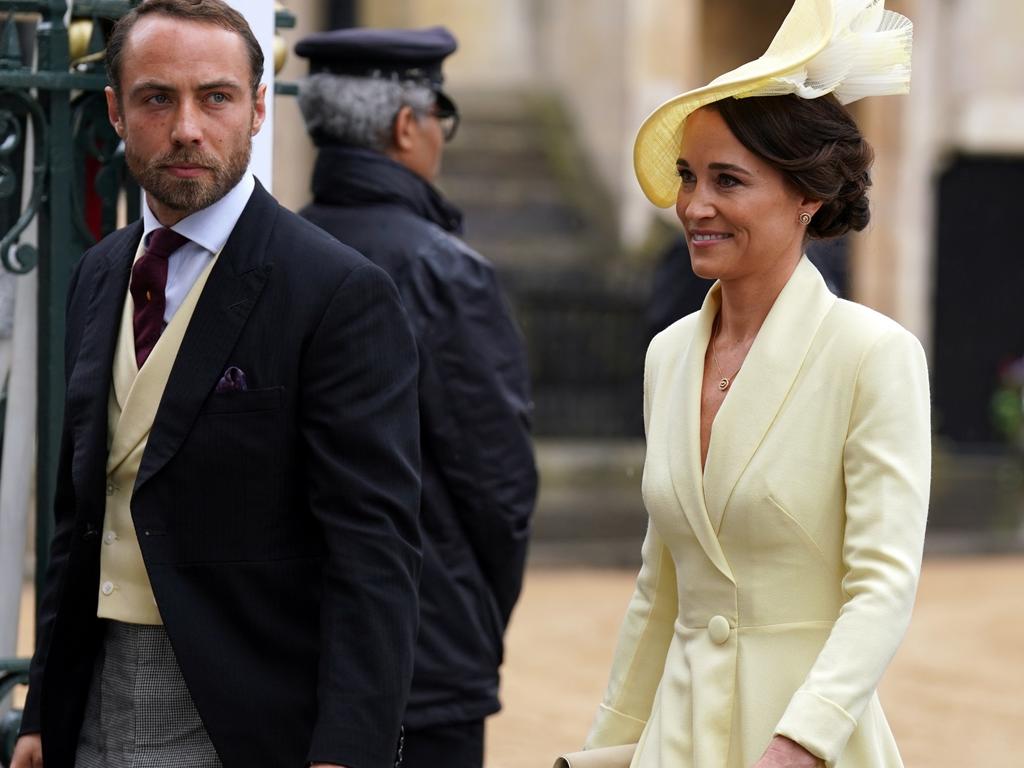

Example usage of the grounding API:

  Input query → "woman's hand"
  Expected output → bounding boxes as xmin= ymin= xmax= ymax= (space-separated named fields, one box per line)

xmin=752 ymin=735 xmax=824 ymax=767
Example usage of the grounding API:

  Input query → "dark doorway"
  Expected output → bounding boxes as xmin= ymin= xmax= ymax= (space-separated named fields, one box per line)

xmin=933 ymin=155 xmax=1024 ymax=445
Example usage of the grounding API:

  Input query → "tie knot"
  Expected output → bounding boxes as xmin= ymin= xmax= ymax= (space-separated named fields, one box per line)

xmin=146 ymin=227 xmax=190 ymax=260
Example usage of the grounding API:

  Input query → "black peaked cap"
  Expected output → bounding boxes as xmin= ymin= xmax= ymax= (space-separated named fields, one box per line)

xmin=295 ymin=26 xmax=457 ymax=89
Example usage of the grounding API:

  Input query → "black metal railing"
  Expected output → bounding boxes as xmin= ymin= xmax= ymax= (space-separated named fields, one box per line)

xmin=502 ymin=266 xmax=650 ymax=438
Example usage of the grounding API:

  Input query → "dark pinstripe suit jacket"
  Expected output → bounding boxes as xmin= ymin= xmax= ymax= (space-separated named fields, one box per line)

xmin=22 ymin=182 xmax=423 ymax=768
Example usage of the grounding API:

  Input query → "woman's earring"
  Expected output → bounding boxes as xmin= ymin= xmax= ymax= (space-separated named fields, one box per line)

xmin=799 ymin=211 xmax=812 ymax=225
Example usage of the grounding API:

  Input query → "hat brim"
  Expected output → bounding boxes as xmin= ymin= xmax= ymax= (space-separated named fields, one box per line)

xmin=633 ymin=0 xmax=835 ymax=208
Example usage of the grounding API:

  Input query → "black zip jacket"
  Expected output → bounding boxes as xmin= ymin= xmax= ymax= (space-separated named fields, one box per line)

xmin=301 ymin=145 xmax=537 ymax=728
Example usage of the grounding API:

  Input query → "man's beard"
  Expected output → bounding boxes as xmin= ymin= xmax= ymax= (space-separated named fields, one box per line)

xmin=126 ymin=138 xmax=251 ymax=216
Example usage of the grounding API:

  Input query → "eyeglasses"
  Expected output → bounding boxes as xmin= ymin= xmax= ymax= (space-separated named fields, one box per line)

xmin=432 ymin=103 xmax=460 ymax=143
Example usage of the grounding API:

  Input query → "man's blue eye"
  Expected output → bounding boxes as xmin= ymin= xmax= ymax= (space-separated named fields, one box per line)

xmin=209 ymin=93 xmax=228 ymax=104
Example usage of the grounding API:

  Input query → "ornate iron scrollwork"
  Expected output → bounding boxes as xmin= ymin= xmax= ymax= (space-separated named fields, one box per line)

xmin=0 ymin=88 xmax=47 ymax=274
xmin=71 ymin=89 xmax=127 ymax=246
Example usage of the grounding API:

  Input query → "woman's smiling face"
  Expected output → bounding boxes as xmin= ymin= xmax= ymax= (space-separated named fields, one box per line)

xmin=675 ymin=106 xmax=812 ymax=284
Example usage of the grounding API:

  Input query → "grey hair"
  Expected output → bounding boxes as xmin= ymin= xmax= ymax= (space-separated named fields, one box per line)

xmin=297 ymin=73 xmax=435 ymax=152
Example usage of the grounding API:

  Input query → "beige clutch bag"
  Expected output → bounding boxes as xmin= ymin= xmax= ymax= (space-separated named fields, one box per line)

xmin=553 ymin=743 xmax=637 ymax=768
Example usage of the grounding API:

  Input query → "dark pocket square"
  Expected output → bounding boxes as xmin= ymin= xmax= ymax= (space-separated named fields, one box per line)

xmin=215 ymin=366 xmax=248 ymax=393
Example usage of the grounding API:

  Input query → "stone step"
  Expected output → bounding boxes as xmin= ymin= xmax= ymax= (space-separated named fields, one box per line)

xmin=462 ymin=236 xmax=604 ymax=270
xmin=529 ymin=439 xmax=646 ymax=567
xmin=447 ymin=122 xmax=549 ymax=153
xmin=448 ymin=88 xmax=544 ymax=122
xmin=459 ymin=201 xmax=591 ymax=238
xmin=437 ymin=87 xmax=617 ymax=276
xmin=437 ymin=176 xmax=566 ymax=208
xmin=442 ymin=148 xmax=553 ymax=180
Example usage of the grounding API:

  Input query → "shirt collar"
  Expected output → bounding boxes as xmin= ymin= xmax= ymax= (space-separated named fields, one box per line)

xmin=141 ymin=171 xmax=256 ymax=254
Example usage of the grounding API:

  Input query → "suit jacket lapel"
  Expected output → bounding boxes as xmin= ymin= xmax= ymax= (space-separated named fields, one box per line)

xmin=703 ymin=256 xmax=836 ymax=531
xmin=108 ymin=248 xmax=219 ymax=475
xmin=135 ymin=183 xmax=277 ymax=490
xmin=666 ymin=292 xmax=735 ymax=583
xmin=66 ymin=223 xmax=141 ymax=515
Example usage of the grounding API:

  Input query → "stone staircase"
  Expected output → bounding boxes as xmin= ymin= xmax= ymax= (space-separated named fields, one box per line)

xmin=440 ymin=87 xmax=650 ymax=441
xmin=439 ymin=88 xmax=618 ymax=271
xmin=438 ymin=88 xmax=649 ymax=566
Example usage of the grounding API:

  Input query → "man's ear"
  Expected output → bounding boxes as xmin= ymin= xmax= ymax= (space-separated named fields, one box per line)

xmin=392 ymin=105 xmax=417 ymax=152
xmin=105 ymin=86 xmax=125 ymax=138
xmin=251 ymin=82 xmax=268 ymax=136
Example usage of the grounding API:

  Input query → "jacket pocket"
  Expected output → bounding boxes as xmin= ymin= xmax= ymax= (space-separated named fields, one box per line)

xmin=200 ymin=386 xmax=284 ymax=415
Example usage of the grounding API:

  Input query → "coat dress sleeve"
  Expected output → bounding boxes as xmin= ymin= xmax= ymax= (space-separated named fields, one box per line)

xmin=773 ymin=327 xmax=931 ymax=766
xmin=585 ymin=331 xmax=678 ymax=748
xmin=408 ymin=246 xmax=537 ymax=625
xmin=298 ymin=263 xmax=423 ymax=768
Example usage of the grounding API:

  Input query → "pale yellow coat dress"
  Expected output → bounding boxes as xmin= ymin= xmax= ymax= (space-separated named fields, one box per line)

xmin=585 ymin=257 xmax=931 ymax=767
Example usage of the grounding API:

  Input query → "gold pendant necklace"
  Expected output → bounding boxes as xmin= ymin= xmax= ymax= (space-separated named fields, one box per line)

xmin=711 ymin=315 xmax=742 ymax=391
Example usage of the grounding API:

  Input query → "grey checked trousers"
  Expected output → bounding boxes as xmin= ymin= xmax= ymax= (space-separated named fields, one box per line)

xmin=74 ymin=621 xmax=223 ymax=768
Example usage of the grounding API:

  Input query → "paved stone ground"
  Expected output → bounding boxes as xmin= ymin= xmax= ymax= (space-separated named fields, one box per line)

xmin=13 ymin=556 xmax=1024 ymax=766
xmin=485 ymin=556 xmax=1024 ymax=768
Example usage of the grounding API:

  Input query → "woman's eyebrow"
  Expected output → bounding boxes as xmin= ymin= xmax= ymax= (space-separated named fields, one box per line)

xmin=675 ymin=158 xmax=752 ymax=176
xmin=708 ymin=162 xmax=752 ymax=175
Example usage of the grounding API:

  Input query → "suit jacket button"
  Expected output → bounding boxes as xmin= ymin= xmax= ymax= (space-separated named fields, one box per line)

xmin=708 ymin=615 xmax=731 ymax=645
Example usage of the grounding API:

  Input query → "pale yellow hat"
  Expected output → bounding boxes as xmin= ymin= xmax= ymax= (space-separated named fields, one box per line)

xmin=634 ymin=0 xmax=913 ymax=207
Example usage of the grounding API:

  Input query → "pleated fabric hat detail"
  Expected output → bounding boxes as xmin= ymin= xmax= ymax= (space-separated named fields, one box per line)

xmin=633 ymin=0 xmax=913 ymax=207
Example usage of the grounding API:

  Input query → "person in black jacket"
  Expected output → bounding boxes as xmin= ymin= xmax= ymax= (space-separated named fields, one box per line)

xmin=294 ymin=27 xmax=538 ymax=768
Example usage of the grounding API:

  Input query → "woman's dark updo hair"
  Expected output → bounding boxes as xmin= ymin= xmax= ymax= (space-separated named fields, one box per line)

xmin=710 ymin=94 xmax=873 ymax=239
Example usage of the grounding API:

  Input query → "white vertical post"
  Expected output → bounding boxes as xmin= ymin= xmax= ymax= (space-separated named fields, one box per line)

xmin=228 ymin=0 xmax=276 ymax=189
xmin=0 ymin=116 xmax=39 ymax=716
xmin=0 ymin=271 xmax=37 ymax=717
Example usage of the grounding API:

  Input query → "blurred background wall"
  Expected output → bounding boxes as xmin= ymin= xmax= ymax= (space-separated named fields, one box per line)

xmin=272 ymin=0 xmax=1024 ymax=557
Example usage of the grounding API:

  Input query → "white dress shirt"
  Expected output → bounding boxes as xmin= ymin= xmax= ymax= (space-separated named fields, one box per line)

xmin=140 ymin=171 xmax=255 ymax=323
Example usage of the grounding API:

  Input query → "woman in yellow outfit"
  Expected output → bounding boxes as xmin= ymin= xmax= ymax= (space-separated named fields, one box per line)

xmin=582 ymin=1 xmax=929 ymax=767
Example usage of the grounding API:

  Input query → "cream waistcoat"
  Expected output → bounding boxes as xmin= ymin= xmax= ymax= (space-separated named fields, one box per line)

xmin=97 ymin=242 xmax=219 ymax=624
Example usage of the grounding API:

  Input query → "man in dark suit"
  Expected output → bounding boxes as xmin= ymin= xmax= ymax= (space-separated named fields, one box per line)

xmin=294 ymin=27 xmax=537 ymax=768
xmin=11 ymin=2 xmax=421 ymax=768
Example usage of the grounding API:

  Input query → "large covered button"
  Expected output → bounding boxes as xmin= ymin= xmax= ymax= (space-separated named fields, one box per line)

xmin=101 ymin=581 xmax=114 ymax=596
xmin=708 ymin=615 xmax=731 ymax=645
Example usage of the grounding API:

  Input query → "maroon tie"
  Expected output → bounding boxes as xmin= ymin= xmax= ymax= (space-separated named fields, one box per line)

xmin=131 ymin=227 xmax=189 ymax=368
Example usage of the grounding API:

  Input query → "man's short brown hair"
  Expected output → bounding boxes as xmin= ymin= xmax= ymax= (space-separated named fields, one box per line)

xmin=105 ymin=0 xmax=264 ymax=97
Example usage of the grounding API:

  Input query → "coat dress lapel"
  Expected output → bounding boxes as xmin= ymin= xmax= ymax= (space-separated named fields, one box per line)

xmin=134 ymin=183 xmax=275 ymax=491
xmin=702 ymin=256 xmax=837 ymax=533
xmin=66 ymin=223 xmax=141 ymax=521
xmin=665 ymin=294 xmax=736 ymax=584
